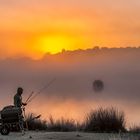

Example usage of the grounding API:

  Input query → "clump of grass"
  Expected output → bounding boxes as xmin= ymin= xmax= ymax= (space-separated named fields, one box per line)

xmin=25 ymin=114 xmax=78 ymax=131
xmin=46 ymin=116 xmax=77 ymax=132
xmin=129 ymin=125 xmax=140 ymax=133
xmin=83 ymin=107 xmax=126 ymax=133
xmin=26 ymin=113 xmax=47 ymax=130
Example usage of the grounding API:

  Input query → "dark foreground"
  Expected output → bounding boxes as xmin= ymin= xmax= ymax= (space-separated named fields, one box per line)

xmin=0 ymin=132 xmax=139 ymax=140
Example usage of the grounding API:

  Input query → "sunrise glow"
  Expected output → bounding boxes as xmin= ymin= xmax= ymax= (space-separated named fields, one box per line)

xmin=0 ymin=1 xmax=140 ymax=133
xmin=37 ymin=35 xmax=76 ymax=54
xmin=1 ymin=0 xmax=140 ymax=59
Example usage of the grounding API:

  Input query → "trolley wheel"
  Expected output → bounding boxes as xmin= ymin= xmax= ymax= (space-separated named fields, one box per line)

xmin=0 ymin=125 xmax=10 ymax=135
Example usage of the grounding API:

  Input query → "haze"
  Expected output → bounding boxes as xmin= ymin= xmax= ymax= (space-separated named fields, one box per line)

xmin=0 ymin=48 xmax=140 ymax=126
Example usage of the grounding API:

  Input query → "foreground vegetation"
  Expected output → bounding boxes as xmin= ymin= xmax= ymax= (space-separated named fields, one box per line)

xmin=25 ymin=107 xmax=139 ymax=134
xmin=83 ymin=107 xmax=126 ymax=133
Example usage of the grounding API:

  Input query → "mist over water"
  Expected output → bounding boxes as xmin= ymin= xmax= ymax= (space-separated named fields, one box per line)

xmin=0 ymin=48 xmax=140 ymax=126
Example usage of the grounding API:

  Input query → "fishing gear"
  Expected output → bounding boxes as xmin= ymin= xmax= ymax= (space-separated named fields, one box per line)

xmin=25 ymin=92 xmax=34 ymax=104
xmin=22 ymin=107 xmax=29 ymax=130
xmin=30 ymin=115 xmax=41 ymax=121
xmin=22 ymin=78 xmax=56 ymax=131
xmin=26 ymin=78 xmax=56 ymax=104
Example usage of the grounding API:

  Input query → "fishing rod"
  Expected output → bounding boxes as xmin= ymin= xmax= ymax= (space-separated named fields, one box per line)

xmin=25 ymin=91 xmax=34 ymax=104
xmin=25 ymin=78 xmax=56 ymax=104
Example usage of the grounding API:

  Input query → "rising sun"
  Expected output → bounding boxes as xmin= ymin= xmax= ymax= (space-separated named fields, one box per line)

xmin=38 ymin=35 xmax=75 ymax=54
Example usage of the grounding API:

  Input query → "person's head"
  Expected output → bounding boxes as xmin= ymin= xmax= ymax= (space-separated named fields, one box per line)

xmin=17 ymin=87 xmax=23 ymax=95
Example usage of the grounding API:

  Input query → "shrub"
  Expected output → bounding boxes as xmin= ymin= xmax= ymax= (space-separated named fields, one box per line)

xmin=46 ymin=116 xmax=77 ymax=132
xmin=84 ymin=107 xmax=126 ymax=133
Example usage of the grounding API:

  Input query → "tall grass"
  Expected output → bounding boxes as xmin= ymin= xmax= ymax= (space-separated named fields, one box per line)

xmin=46 ymin=116 xmax=77 ymax=131
xmin=129 ymin=125 xmax=140 ymax=133
xmin=26 ymin=107 xmax=127 ymax=133
xmin=83 ymin=107 xmax=126 ymax=133
xmin=26 ymin=113 xmax=47 ymax=130
xmin=26 ymin=114 xmax=77 ymax=131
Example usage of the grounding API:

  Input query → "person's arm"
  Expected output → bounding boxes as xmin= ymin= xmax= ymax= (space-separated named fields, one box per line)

xmin=21 ymin=96 xmax=27 ymax=106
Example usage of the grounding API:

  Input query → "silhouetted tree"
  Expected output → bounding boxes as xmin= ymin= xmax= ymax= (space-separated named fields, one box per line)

xmin=93 ymin=80 xmax=104 ymax=92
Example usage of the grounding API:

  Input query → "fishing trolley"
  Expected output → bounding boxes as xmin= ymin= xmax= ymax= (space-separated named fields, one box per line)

xmin=0 ymin=105 xmax=24 ymax=135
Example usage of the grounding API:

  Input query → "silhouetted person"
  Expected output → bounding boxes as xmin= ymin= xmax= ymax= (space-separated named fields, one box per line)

xmin=14 ymin=87 xmax=27 ymax=135
xmin=14 ymin=87 xmax=27 ymax=107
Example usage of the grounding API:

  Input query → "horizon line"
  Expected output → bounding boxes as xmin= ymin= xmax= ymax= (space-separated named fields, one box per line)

xmin=1 ymin=46 xmax=140 ymax=61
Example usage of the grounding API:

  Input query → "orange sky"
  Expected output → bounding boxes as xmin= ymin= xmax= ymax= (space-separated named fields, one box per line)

xmin=0 ymin=0 xmax=140 ymax=59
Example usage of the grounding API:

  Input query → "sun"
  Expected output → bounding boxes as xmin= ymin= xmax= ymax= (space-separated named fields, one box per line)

xmin=38 ymin=35 xmax=75 ymax=54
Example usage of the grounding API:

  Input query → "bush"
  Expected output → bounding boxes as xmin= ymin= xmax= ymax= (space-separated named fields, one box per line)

xmin=46 ymin=116 xmax=77 ymax=132
xmin=84 ymin=107 xmax=126 ymax=133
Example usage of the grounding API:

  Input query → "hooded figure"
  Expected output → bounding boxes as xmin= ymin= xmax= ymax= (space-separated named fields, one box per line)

xmin=13 ymin=87 xmax=27 ymax=135
xmin=14 ymin=87 xmax=26 ymax=108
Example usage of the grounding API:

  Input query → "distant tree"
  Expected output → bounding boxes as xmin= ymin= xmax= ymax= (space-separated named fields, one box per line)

xmin=93 ymin=80 xmax=104 ymax=92
xmin=62 ymin=49 xmax=66 ymax=53
xmin=93 ymin=46 xmax=100 ymax=50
